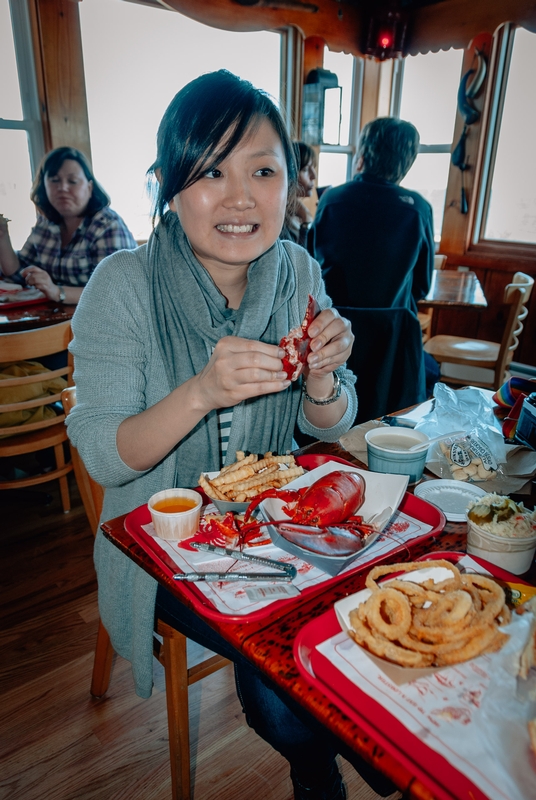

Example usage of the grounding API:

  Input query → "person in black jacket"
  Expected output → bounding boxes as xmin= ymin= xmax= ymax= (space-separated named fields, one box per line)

xmin=309 ymin=117 xmax=440 ymax=400
xmin=309 ymin=117 xmax=434 ymax=315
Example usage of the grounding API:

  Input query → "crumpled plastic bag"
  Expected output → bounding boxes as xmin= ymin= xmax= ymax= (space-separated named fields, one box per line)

xmin=414 ymin=384 xmax=508 ymax=483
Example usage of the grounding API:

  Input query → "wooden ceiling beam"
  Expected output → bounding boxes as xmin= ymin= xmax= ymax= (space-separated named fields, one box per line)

xmin=160 ymin=0 xmax=536 ymax=57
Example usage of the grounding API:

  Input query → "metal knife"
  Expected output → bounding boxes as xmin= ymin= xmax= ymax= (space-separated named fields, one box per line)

xmin=173 ymin=571 xmax=294 ymax=582
xmin=190 ymin=541 xmax=296 ymax=578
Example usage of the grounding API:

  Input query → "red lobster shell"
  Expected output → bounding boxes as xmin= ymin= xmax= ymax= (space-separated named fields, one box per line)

xmin=279 ymin=294 xmax=320 ymax=381
xmin=244 ymin=470 xmax=366 ymax=527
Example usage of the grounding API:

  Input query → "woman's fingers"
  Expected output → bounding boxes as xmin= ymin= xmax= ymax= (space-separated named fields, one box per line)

xmin=306 ymin=309 xmax=354 ymax=373
xmin=21 ymin=266 xmax=56 ymax=299
xmin=195 ymin=336 xmax=291 ymax=409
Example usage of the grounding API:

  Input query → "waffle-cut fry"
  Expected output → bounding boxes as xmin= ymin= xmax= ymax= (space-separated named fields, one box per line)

xmin=198 ymin=472 xmax=227 ymax=501
xmin=227 ymin=464 xmax=280 ymax=493
xmin=199 ymin=451 xmax=302 ymax=503
xmin=275 ymin=465 xmax=305 ymax=483
xmin=251 ymin=454 xmax=296 ymax=472
xmin=213 ymin=464 xmax=256 ymax=486
xmin=217 ymin=453 xmax=258 ymax=478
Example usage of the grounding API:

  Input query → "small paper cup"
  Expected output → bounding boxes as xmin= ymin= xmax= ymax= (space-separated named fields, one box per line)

xmin=465 ymin=516 xmax=536 ymax=575
xmin=365 ymin=427 xmax=429 ymax=485
xmin=148 ymin=488 xmax=202 ymax=541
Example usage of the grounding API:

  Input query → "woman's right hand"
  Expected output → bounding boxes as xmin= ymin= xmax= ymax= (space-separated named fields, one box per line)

xmin=193 ymin=336 xmax=291 ymax=412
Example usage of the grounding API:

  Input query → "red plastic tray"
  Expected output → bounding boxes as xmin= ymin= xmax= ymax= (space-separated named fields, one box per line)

xmin=0 ymin=295 xmax=47 ymax=310
xmin=123 ymin=454 xmax=446 ymax=623
xmin=293 ymin=553 xmax=530 ymax=800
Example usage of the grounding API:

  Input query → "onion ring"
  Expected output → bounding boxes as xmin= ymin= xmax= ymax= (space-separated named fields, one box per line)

xmin=361 ymin=588 xmax=412 ymax=641
xmin=348 ymin=560 xmax=510 ymax=669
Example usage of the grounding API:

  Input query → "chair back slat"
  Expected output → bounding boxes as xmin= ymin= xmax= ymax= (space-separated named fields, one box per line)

xmin=0 ymin=320 xmax=72 ymax=361
xmin=61 ymin=386 xmax=105 ymax=532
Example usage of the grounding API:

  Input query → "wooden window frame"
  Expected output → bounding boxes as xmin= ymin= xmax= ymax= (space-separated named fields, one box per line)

xmin=441 ymin=24 xmax=536 ymax=264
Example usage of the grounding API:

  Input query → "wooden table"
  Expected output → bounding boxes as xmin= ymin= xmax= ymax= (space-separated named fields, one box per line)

xmin=99 ymin=440 xmax=535 ymax=800
xmin=0 ymin=300 xmax=75 ymax=332
xmin=419 ymin=269 xmax=487 ymax=309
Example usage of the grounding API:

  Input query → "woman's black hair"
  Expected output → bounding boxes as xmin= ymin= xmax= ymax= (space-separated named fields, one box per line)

xmin=30 ymin=147 xmax=110 ymax=223
xmin=294 ymin=141 xmax=316 ymax=172
xmin=149 ymin=70 xmax=298 ymax=220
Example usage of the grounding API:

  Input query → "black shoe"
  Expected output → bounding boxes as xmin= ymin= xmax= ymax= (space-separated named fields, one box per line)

xmin=290 ymin=764 xmax=347 ymax=800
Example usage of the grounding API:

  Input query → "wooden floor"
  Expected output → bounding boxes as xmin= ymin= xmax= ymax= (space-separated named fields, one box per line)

xmin=0 ymin=473 xmax=402 ymax=800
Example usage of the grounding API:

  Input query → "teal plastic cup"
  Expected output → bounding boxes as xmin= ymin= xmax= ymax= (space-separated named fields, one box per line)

xmin=364 ymin=427 xmax=429 ymax=485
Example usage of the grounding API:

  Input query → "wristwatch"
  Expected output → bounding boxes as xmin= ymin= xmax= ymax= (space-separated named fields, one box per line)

xmin=58 ymin=285 xmax=66 ymax=303
xmin=303 ymin=372 xmax=342 ymax=405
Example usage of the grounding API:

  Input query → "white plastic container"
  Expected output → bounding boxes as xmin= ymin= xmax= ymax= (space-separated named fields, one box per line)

xmin=465 ymin=516 xmax=536 ymax=575
xmin=148 ymin=488 xmax=202 ymax=541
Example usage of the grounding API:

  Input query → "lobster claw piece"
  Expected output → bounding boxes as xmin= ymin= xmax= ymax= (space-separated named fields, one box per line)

xmin=279 ymin=294 xmax=321 ymax=380
xmin=243 ymin=488 xmax=299 ymax=523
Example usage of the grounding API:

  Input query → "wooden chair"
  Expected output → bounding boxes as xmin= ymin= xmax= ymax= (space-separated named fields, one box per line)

xmin=61 ymin=386 xmax=230 ymax=800
xmin=417 ymin=254 xmax=448 ymax=342
xmin=0 ymin=320 xmax=73 ymax=512
xmin=424 ymin=271 xmax=534 ymax=391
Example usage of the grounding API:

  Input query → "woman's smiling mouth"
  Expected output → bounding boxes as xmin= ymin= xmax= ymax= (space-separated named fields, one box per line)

xmin=216 ymin=224 xmax=257 ymax=234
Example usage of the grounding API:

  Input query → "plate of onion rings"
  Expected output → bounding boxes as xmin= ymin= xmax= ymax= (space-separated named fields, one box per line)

xmin=335 ymin=559 xmax=511 ymax=681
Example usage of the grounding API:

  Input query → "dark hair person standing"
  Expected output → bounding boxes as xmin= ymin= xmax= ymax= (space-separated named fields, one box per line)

xmin=310 ymin=117 xmax=434 ymax=314
xmin=0 ymin=146 xmax=136 ymax=304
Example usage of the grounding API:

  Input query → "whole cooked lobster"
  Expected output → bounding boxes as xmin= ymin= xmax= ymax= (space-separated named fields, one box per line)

xmin=213 ymin=470 xmax=373 ymax=550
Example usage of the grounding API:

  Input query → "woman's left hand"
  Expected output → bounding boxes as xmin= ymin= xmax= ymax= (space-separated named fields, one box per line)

xmin=21 ymin=266 xmax=59 ymax=301
xmin=305 ymin=308 xmax=354 ymax=378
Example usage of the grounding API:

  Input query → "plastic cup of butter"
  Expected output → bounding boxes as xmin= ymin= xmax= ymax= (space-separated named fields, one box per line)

xmin=148 ymin=488 xmax=202 ymax=541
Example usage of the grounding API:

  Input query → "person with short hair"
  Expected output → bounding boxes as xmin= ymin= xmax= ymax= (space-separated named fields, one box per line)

xmin=66 ymin=70 xmax=397 ymax=800
xmin=0 ymin=146 xmax=136 ymax=304
xmin=310 ymin=117 xmax=434 ymax=313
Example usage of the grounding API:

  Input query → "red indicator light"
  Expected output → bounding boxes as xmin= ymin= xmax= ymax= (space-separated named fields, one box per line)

xmin=380 ymin=34 xmax=392 ymax=48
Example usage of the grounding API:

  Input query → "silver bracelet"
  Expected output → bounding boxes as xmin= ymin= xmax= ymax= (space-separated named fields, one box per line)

xmin=57 ymin=284 xmax=66 ymax=303
xmin=303 ymin=372 xmax=341 ymax=405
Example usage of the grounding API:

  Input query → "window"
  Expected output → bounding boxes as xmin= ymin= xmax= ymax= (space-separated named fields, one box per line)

xmin=480 ymin=27 xmax=536 ymax=245
xmin=396 ymin=47 xmax=464 ymax=242
xmin=316 ymin=47 xmax=359 ymax=190
xmin=0 ymin=0 xmax=44 ymax=249
xmin=79 ymin=0 xmax=281 ymax=241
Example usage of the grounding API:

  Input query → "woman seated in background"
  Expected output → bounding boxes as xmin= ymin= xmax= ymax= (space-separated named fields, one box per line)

xmin=66 ymin=70 xmax=396 ymax=800
xmin=0 ymin=146 xmax=136 ymax=304
xmin=281 ymin=141 xmax=317 ymax=247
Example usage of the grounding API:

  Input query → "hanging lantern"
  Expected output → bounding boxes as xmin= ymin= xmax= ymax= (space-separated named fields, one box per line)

xmin=301 ymin=68 xmax=342 ymax=146
xmin=362 ymin=1 xmax=410 ymax=60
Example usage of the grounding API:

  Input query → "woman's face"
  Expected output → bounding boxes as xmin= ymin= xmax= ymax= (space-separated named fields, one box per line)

xmin=172 ymin=118 xmax=288 ymax=277
xmin=44 ymin=159 xmax=93 ymax=220
xmin=298 ymin=161 xmax=316 ymax=197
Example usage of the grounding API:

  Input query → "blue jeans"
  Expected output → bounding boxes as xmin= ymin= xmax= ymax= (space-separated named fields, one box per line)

xmin=155 ymin=586 xmax=396 ymax=796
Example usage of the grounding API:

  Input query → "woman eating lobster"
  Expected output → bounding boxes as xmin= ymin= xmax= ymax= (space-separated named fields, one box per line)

xmin=66 ymin=70 xmax=399 ymax=800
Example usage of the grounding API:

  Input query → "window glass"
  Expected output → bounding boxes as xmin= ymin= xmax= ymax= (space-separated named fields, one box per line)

xmin=0 ymin=0 xmax=22 ymax=119
xmin=399 ymin=48 xmax=463 ymax=145
xmin=0 ymin=130 xmax=35 ymax=249
xmin=317 ymin=153 xmax=348 ymax=192
xmin=79 ymin=0 xmax=281 ymax=241
xmin=400 ymin=153 xmax=451 ymax=243
xmin=323 ymin=48 xmax=354 ymax=146
xmin=483 ymin=28 xmax=536 ymax=244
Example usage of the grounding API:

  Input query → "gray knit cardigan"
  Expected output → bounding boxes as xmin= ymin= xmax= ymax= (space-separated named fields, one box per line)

xmin=67 ymin=241 xmax=357 ymax=697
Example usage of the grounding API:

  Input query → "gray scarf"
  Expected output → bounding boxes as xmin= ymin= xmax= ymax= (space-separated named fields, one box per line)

xmin=148 ymin=212 xmax=304 ymax=486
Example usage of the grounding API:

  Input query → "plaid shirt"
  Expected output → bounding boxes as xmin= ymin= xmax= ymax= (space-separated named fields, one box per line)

xmin=18 ymin=207 xmax=137 ymax=286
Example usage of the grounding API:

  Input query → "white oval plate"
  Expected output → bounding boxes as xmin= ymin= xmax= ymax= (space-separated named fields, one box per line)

xmin=414 ymin=479 xmax=487 ymax=522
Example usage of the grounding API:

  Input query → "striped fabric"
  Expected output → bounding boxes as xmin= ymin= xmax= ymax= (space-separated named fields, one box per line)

xmin=217 ymin=407 xmax=234 ymax=466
